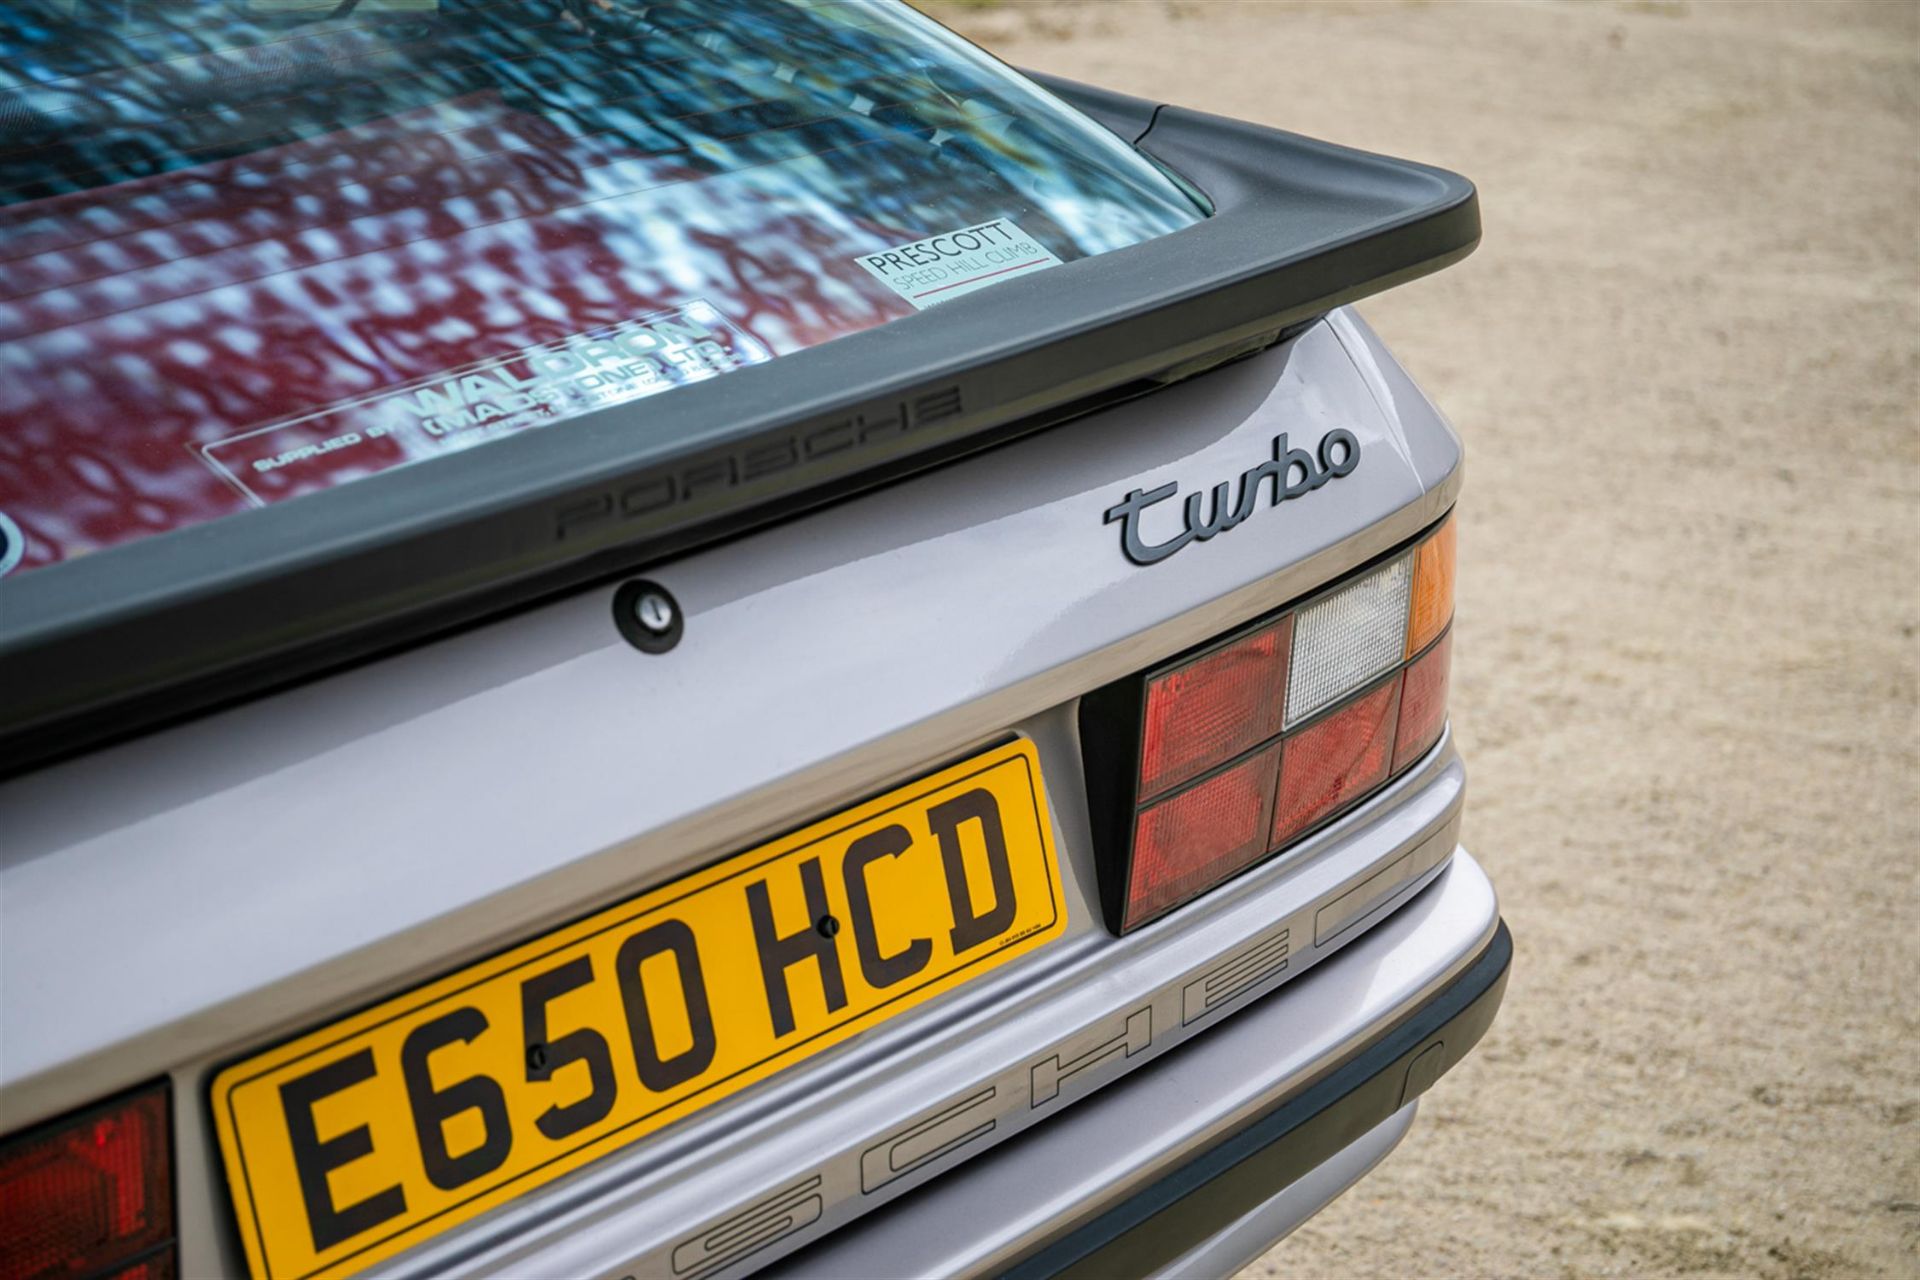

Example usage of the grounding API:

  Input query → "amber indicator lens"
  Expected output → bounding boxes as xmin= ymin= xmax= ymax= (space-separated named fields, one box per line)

xmin=0 ymin=1085 xmax=174 ymax=1280
xmin=1137 ymin=617 xmax=1290 ymax=799
xmin=1405 ymin=516 xmax=1455 ymax=658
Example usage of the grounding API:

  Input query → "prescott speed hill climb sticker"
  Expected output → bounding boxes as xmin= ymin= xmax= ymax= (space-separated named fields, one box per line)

xmin=195 ymin=301 xmax=771 ymax=508
xmin=855 ymin=219 xmax=1063 ymax=310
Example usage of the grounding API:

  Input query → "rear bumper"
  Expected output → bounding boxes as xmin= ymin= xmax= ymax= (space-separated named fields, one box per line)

xmin=1031 ymin=917 xmax=1510 ymax=1279
xmin=768 ymin=849 xmax=1508 ymax=1280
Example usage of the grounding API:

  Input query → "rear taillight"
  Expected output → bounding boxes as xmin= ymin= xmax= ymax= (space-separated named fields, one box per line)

xmin=1138 ymin=618 xmax=1290 ymax=799
xmin=1081 ymin=514 xmax=1457 ymax=932
xmin=1129 ymin=742 xmax=1283 ymax=925
xmin=1271 ymin=676 xmax=1400 ymax=848
xmin=0 ymin=1085 xmax=175 ymax=1280
xmin=1393 ymin=628 xmax=1453 ymax=774
xmin=1284 ymin=556 xmax=1412 ymax=728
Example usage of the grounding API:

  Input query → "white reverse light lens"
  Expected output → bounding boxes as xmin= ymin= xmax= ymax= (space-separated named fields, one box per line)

xmin=1284 ymin=555 xmax=1413 ymax=728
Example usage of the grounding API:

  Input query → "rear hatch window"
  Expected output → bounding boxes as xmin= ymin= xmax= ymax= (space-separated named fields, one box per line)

xmin=0 ymin=0 xmax=1204 ymax=576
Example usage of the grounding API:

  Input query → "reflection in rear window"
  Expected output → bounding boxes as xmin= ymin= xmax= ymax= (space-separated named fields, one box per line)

xmin=0 ymin=0 xmax=1204 ymax=577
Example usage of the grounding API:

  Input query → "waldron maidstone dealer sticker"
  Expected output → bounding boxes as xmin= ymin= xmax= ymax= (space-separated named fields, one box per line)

xmin=856 ymin=219 xmax=1063 ymax=310
xmin=195 ymin=301 xmax=771 ymax=507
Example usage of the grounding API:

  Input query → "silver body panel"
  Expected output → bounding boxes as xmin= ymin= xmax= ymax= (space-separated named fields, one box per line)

xmin=0 ymin=306 xmax=1469 ymax=1278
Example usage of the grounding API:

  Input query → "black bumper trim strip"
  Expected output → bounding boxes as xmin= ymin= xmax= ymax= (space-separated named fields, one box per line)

xmin=1002 ymin=919 xmax=1513 ymax=1280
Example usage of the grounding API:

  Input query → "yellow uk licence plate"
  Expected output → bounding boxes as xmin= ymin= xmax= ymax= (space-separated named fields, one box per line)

xmin=213 ymin=740 xmax=1064 ymax=1280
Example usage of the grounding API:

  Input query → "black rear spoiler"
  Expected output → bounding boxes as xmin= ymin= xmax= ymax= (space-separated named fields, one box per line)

xmin=0 ymin=77 xmax=1477 ymax=775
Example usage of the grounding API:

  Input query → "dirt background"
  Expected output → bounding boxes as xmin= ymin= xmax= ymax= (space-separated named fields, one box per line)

xmin=931 ymin=2 xmax=1919 ymax=1275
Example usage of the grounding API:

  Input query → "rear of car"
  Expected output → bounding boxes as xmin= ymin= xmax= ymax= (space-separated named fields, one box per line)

xmin=0 ymin=3 xmax=1507 ymax=1278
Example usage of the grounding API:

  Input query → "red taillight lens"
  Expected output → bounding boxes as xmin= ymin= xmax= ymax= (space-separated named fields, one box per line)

xmin=1393 ymin=628 xmax=1453 ymax=774
xmin=1137 ymin=618 xmax=1290 ymax=799
xmin=1271 ymin=677 xmax=1401 ymax=848
xmin=1126 ymin=744 xmax=1281 ymax=929
xmin=1083 ymin=514 xmax=1459 ymax=933
xmin=0 ymin=1085 xmax=174 ymax=1280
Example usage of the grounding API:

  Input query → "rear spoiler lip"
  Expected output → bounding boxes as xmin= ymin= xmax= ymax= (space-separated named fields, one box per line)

xmin=0 ymin=78 xmax=1478 ymax=776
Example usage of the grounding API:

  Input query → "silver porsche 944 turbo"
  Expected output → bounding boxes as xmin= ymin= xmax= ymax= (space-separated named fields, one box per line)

xmin=0 ymin=2 xmax=1508 ymax=1277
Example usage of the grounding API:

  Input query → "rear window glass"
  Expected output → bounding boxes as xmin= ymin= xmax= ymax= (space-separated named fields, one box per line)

xmin=0 ymin=0 xmax=1204 ymax=578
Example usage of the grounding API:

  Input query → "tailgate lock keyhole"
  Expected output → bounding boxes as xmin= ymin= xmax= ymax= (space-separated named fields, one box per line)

xmin=635 ymin=591 xmax=675 ymax=633
xmin=613 ymin=580 xmax=684 ymax=653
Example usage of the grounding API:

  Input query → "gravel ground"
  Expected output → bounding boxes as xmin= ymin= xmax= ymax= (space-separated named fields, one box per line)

xmin=936 ymin=2 xmax=1920 ymax=1275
